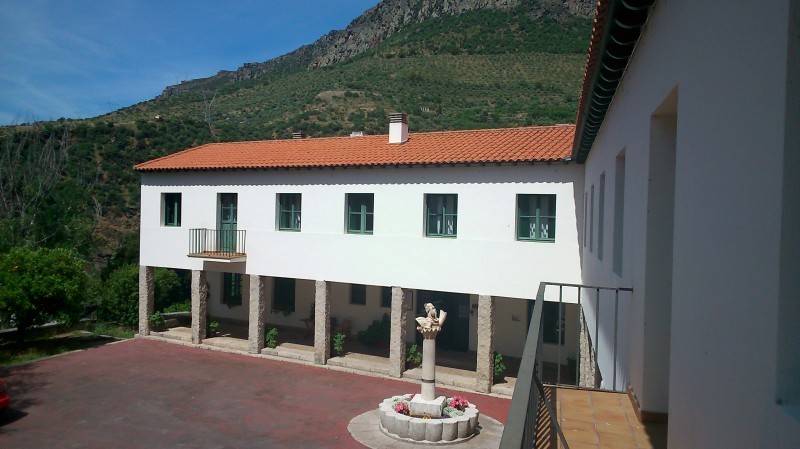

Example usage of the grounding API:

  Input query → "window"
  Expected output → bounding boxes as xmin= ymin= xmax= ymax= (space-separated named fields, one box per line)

xmin=543 ymin=301 xmax=566 ymax=345
xmin=350 ymin=284 xmax=367 ymax=305
xmin=278 ymin=193 xmax=301 ymax=231
xmin=222 ymin=273 xmax=242 ymax=307
xmin=583 ymin=192 xmax=588 ymax=247
xmin=590 ymin=185 xmax=595 ymax=252
xmin=517 ymin=194 xmax=556 ymax=242
xmin=613 ymin=151 xmax=626 ymax=275
xmin=598 ymin=173 xmax=606 ymax=260
xmin=273 ymin=277 xmax=295 ymax=313
xmin=163 ymin=193 xmax=181 ymax=227
xmin=381 ymin=287 xmax=392 ymax=308
xmin=346 ymin=193 xmax=374 ymax=234
xmin=425 ymin=194 xmax=457 ymax=237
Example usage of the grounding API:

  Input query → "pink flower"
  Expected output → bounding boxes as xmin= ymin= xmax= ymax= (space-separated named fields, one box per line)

xmin=395 ymin=402 xmax=410 ymax=415
xmin=448 ymin=396 xmax=469 ymax=411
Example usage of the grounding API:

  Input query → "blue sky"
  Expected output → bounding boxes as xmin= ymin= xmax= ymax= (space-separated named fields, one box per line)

xmin=0 ymin=0 xmax=381 ymax=125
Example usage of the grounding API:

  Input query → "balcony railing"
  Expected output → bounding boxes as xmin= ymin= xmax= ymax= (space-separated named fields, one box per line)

xmin=500 ymin=282 xmax=632 ymax=449
xmin=188 ymin=228 xmax=246 ymax=260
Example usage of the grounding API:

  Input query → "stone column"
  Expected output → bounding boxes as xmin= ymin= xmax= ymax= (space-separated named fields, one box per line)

xmin=248 ymin=275 xmax=266 ymax=354
xmin=389 ymin=287 xmax=411 ymax=378
xmin=579 ymin=306 xmax=600 ymax=388
xmin=138 ymin=266 xmax=154 ymax=336
xmin=421 ymin=333 xmax=438 ymax=400
xmin=314 ymin=280 xmax=331 ymax=365
xmin=475 ymin=294 xmax=495 ymax=393
xmin=191 ymin=270 xmax=208 ymax=344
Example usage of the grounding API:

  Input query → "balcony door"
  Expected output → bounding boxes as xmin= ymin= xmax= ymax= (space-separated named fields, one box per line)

xmin=218 ymin=193 xmax=238 ymax=252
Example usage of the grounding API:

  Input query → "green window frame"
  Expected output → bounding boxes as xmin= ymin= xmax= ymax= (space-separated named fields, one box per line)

xmin=350 ymin=284 xmax=367 ymax=305
xmin=346 ymin=193 xmax=374 ymax=234
xmin=163 ymin=193 xmax=181 ymax=227
xmin=273 ymin=277 xmax=296 ymax=313
xmin=222 ymin=273 xmax=242 ymax=307
xmin=278 ymin=193 xmax=301 ymax=231
xmin=380 ymin=287 xmax=392 ymax=308
xmin=425 ymin=194 xmax=457 ymax=237
xmin=517 ymin=194 xmax=556 ymax=242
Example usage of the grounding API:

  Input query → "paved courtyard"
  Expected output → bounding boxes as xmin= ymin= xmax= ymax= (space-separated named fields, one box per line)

xmin=0 ymin=339 xmax=510 ymax=448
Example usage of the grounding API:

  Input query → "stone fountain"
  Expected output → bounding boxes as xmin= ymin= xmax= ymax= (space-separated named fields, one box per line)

xmin=377 ymin=303 xmax=480 ymax=443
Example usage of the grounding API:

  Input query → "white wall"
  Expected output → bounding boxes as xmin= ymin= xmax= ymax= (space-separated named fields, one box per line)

xmin=140 ymin=164 xmax=584 ymax=301
xmin=580 ymin=0 xmax=800 ymax=447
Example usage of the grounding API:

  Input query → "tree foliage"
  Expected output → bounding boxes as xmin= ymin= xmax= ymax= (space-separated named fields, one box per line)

xmin=97 ymin=265 xmax=183 ymax=328
xmin=0 ymin=247 xmax=89 ymax=342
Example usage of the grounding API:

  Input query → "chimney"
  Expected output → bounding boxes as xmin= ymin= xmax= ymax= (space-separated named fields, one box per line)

xmin=388 ymin=112 xmax=408 ymax=144
xmin=292 ymin=131 xmax=307 ymax=139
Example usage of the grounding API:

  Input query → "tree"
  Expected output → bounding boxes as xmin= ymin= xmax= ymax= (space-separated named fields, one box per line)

xmin=0 ymin=247 xmax=89 ymax=343
xmin=0 ymin=127 xmax=68 ymax=249
xmin=98 ymin=265 xmax=183 ymax=328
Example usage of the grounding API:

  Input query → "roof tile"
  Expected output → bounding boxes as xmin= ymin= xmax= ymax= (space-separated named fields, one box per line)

xmin=134 ymin=125 xmax=575 ymax=172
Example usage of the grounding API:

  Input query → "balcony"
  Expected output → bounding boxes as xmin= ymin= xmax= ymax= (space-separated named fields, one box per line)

xmin=500 ymin=282 xmax=667 ymax=449
xmin=187 ymin=228 xmax=246 ymax=262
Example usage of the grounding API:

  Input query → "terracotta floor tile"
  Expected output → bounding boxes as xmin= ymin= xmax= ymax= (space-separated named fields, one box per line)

xmin=594 ymin=414 xmax=631 ymax=424
xmin=591 ymin=393 xmax=623 ymax=405
xmin=560 ymin=419 xmax=597 ymax=433
xmin=597 ymin=431 xmax=639 ymax=448
xmin=561 ymin=403 xmax=595 ymax=415
xmin=549 ymin=388 xmax=666 ymax=449
xmin=560 ymin=412 xmax=597 ymax=425
xmin=595 ymin=421 xmax=634 ymax=436
xmin=560 ymin=396 xmax=593 ymax=405
xmin=593 ymin=407 xmax=631 ymax=420
xmin=561 ymin=441 xmax=599 ymax=449
xmin=563 ymin=427 xmax=600 ymax=444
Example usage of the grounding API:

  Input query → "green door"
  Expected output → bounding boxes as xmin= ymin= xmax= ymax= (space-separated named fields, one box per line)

xmin=416 ymin=290 xmax=470 ymax=352
xmin=218 ymin=193 xmax=238 ymax=252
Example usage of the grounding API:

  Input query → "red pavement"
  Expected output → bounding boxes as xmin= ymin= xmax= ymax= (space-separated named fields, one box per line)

xmin=0 ymin=339 xmax=509 ymax=448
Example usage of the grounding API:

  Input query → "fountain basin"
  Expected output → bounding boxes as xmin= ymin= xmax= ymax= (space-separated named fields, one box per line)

xmin=378 ymin=396 xmax=479 ymax=444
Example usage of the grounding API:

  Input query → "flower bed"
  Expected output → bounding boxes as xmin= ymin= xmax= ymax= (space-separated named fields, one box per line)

xmin=378 ymin=394 xmax=479 ymax=443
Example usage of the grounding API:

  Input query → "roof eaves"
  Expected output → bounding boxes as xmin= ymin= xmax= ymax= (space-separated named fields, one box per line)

xmin=572 ymin=0 xmax=655 ymax=163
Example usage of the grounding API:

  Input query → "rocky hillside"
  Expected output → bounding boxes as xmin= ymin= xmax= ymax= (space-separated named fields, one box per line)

xmin=159 ymin=0 xmax=593 ymax=98
xmin=2 ymin=0 xmax=594 ymax=269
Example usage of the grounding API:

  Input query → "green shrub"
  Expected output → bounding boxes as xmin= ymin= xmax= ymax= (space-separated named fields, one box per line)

xmin=149 ymin=311 xmax=165 ymax=329
xmin=356 ymin=313 xmax=391 ymax=346
xmin=208 ymin=321 xmax=219 ymax=335
xmin=406 ymin=344 xmax=422 ymax=367
xmin=162 ymin=301 xmax=190 ymax=313
xmin=265 ymin=327 xmax=278 ymax=349
xmin=333 ymin=332 xmax=346 ymax=356
xmin=493 ymin=351 xmax=506 ymax=382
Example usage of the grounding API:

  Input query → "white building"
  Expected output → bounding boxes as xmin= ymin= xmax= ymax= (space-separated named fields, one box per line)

xmin=137 ymin=0 xmax=800 ymax=445
xmin=136 ymin=120 xmax=584 ymax=392
xmin=573 ymin=0 xmax=800 ymax=447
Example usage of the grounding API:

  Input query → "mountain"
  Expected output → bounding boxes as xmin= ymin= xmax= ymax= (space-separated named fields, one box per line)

xmin=1 ymin=0 xmax=594 ymax=269
xmin=157 ymin=0 xmax=594 ymax=99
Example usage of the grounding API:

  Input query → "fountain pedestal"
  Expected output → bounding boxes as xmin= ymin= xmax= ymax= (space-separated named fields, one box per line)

xmin=409 ymin=394 xmax=447 ymax=418
xmin=410 ymin=326 xmax=446 ymax=417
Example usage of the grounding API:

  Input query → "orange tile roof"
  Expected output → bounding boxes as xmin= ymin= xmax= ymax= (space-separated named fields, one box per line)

xmin=134 ymin=125 xmax=575 ymax=172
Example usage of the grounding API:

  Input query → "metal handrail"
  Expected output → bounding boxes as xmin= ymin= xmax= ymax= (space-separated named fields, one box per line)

xmin=188 ymin=228 xmax=246 ymax=258
xmin=500 ymin=281 xmax=633 ymax=449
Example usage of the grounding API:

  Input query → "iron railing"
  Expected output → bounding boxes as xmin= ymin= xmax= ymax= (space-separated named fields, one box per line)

xmin=500 ymin=281 xmax=633 ymax=449
xmin=548 ymin=283 xmax=632 ymax=391
xmin=188 ymin=228 xmax=246 ymax=259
